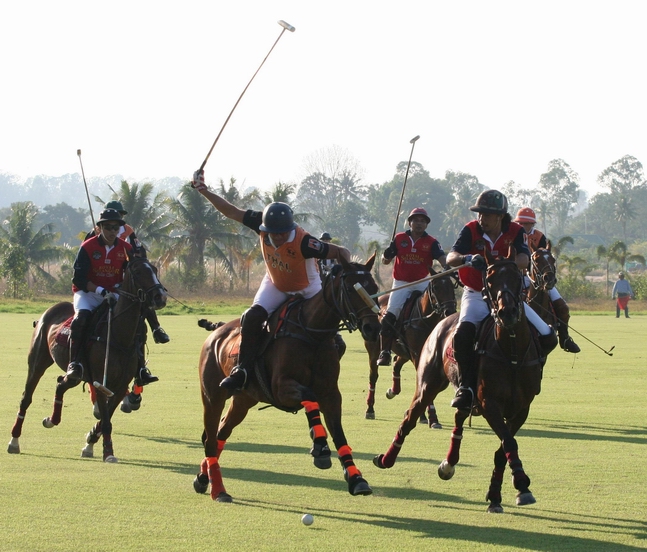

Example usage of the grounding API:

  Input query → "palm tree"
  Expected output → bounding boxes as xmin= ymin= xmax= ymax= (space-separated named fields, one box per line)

xmin=597 ymin=241 xmax=645 ymax=296
xmin=613 ymin=195 xmax=637 ymax=243
xmin=0 ymin=202 xmax=63 ymax=298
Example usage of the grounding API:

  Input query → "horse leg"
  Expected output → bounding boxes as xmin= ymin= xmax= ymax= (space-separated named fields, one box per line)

xmin=386 ymin=356 xmax=405 ymax=399
xmin=365 ymin=343 xmax=379 ymax=419
xmin=82 ymin=422 xmax=102 ymax=458
xmin=43 ymin=375 xmax=80 ymax=428
xmin=374 ymin=382 xmax=434 ymax=469
xmin=438 ymin=408 xmax=470 ymax=480
xmin=426 ymin=402 xmax=442 ymax=429
xmin=302 ymin=400 xmax=332 ymax=469
xmin=486 ymin=446 xmax=507 ymax=513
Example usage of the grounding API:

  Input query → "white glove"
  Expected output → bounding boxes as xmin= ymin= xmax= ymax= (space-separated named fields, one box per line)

xmin=192 ymin=170 xmax=207 ymax=192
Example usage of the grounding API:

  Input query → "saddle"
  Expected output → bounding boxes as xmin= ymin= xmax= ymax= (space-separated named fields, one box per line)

xmin=54 ymin=303 xmax=110 ymax=348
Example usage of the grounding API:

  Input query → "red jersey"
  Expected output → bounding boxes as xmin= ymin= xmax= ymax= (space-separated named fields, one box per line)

xmin=391 ymin=231 xmax=445 ymax=282
xmin=454 ymin=220 xmax=528 ymax=290
xmin=72 ymin=235 xmax=133 ymax=293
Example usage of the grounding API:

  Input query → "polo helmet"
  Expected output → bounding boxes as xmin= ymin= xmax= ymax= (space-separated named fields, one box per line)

xmin=407 ymin=207 xmax=430 ymax=224
xmin=259 ymin=202 xmax=297 ymax=233
xmin=469 ymin=190 xmax=508 ymax=215
xmin=514 ymin=207 xmax=536 ymax=224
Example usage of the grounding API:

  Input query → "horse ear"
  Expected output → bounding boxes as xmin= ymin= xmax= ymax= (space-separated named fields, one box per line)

xmin=546 ymin=240 xmax=552 ymax=251
xmin=428 ymin=264 xmax=437 ymax=276
xmin=365 ymin=251 xmax=376 ymax=271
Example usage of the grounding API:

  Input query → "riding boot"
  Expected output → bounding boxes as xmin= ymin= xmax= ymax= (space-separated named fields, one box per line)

xmin=66 ymin=309 xmax=92 ymax=381
xmin=538 ymin=327 xmax=558 ymax=356
xmin=134 ymin=317 xmax=158 ymax=386
xmin=625 ymin=306 xmax=630 ymax=318
xmin=220 ymin=305 xmax=268 ymax=392
xmin=450 ymin=322 xmax=477 ymax=410
xmin=616 ymin=305 xmax=620 ymax=318
xmin=377 ymin=312 xmax=397 ymax=366
xmin=145 ymin=307 xmax=170 ymax=343
xmin=552 ymin=298 xmax=580 ymax=353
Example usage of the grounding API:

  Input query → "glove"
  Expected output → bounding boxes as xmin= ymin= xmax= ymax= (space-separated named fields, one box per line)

xmin=465 ymin=254 xmax=486 ymax=270
xmin=192 ymin=170 xmax=207 ymax=192
xmin=383 ymin=242 xmax=397 ymax=260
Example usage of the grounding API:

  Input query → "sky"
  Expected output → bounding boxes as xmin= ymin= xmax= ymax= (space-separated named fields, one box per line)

xmin=2 ymin=1 xmax=646 ymax=198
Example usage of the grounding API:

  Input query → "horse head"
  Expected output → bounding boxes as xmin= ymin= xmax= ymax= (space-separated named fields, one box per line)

xmin=427 ymin=267 xmax=458 ymax=318
xmin=484 ymin=247 xmax=524 ymax=330
xmin=529 ymin=244 xmax=557 ymax=292
xmin=120 ymin=257 xmax=168 ymax=310
xmin=326 ymin=252 xmax=381 ymax=342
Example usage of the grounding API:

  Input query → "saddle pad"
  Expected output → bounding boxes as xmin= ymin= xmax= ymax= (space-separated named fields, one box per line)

xmin=54 ymin=317 xmax=74 ymax=347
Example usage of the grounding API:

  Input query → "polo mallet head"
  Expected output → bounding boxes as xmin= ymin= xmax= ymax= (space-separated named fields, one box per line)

xmin=198 ymin=19 xmax=296 ymax=173
xmin=353 ymin=283 xmax=380 ymax=313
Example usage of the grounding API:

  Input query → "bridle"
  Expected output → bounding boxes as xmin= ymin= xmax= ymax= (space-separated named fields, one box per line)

xmin=112 ymin=257 xmax=166 ymax=316
xmin=529 ymin=250 xmax=556 ymax=291
xmin=322 ymin=264 xmax=378 ymax=333
xmin=483 ymin=260 xmax=524 ymax=329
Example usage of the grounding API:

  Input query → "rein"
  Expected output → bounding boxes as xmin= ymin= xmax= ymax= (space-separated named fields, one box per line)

xmin=322 ymin=266 xmax=376 ymax=333
xmin=529 ymin=251 xmax=556 ymax=292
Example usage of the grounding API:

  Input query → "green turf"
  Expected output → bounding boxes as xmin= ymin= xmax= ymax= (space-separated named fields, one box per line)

xmin=1 ymin=311 xmax=645 ymax=551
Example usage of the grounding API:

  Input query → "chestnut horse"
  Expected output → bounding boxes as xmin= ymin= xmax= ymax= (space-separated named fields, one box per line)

xmin=193 ymin=255 xmax=381 ymax=502
xmin=374 ymin=248 xmax=550 ymax=513
xmin=363 ymin=268 xmax=458 ymax=425
xmin=8 ymin=257 xmax=167 ymax=462
xmin=526 ymin=244 xmax=557 ymax=326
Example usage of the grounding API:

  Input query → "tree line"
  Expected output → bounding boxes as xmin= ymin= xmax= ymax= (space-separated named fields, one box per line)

xmin=1 ymin=149 xmax=646 ymax=300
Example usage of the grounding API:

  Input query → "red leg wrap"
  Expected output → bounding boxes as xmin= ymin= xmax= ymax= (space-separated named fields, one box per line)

xmin=51 ymin=399 xmax=63 ymax=425
xmin=207 ymin=457 xmax=227 ymax=499
xmin=381 ymin=432 xmax=405 ymax=468
xmin=367 ymin=385 xmax=375 ymax=406
xmin=338 ymin=445 xmax=361 ymax=478
xmin=11 ymin=412 xmax=26 ymax=438
xmin=447 ymin=427 xmax=464 ymax=466
xmin=391 ymin=373 xmax=401 ymax=395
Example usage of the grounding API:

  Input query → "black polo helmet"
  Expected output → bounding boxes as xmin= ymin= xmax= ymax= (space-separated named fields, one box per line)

xmin=97 ymin=208 xmax=125 ymax=226
xmin=259 ymin=202 xmax=297 ymax=233
xmin=106 ymin=200 xmax=128 ymax=215
xmin=470 ymin=190 xmax=508 ymax=215
xmin=319 ymin=232 xmax=332 ymax=241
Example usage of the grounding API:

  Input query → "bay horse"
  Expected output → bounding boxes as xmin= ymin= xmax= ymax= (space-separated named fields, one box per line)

xmin=526 ymin=243 xmax=557 ymax=326
xmin=193 ymin=254 xmax=381 ymax=502
xmin=8 ymin=257 xmax=167 ymax=462
xmin=373 ymin=248 xmax=551 ymax=513
xmin=363 ymin=268 xmax=458 ymax=425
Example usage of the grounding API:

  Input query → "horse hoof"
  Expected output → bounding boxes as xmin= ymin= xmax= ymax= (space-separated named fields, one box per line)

xmin=311 ymin=442 xmax=332 ymax=470
xmin=438 ymin=460 xmax=455 ymax=480
xmin=516 ymin=491 xmax=536 ymax=506
xmin=487 ymin=504 xmax=504 ymax=514
xmin=104 ymin=455 xmax=118 ymax=463
xmin=193 ymin=473 xmax=209 ymax=494
xmin=419 ymin=415 xmax=428 ymax=424
xmin=215 ymin=492 xmax=233 ymax=503
xmin=81 ymin=446 xmax=94 ymax=458
xmin=120 ymin=399 xmax=132 ymax=414
xmin=348 ymin=475 xmax=373 ymax=496
xmin=7 ymin=439 xmax=20 ymax=454
xmin=372 ymin=454 xmax=387 ymax=469
xmin=430 ymin=422 xmax=443 ymax=430
xmin=42 ymin=417 xmax=55 ymax=429
xmin=365 ymin=411 xmax=375 ymax=420
xmin=385 ymin=388 xmax=397 ymax=399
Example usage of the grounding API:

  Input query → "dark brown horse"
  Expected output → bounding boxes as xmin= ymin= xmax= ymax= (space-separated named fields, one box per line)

xmin=363 ymin=268 xmax=458 ymax=425
xmin=193 ymin=254 xmax=380 ymax=502
xmin=374 ymin=248 xmax=550 ymax=513
xmin=526 ymin=243 xmax=557 ymax=326
xmin=8 ymin=257 xmax=167 ymax=462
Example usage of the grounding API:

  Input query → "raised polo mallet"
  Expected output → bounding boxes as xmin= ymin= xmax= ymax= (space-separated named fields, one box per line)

xmin=390 ymin=135 xmax=420 ymax=242
xmin=77 ymin=149 xmax=96 ymax=229
xmin=197 ymin=19 xmax=296 ymax=173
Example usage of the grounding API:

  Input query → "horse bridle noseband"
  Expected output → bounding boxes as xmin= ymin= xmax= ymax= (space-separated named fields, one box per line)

xmin=529 ymin=251 xmax=556 ymax=291
xmin=112 ymin=258 xmax=166 ymax=314
xmin=323 ymin=266 xmax=376 ymax=333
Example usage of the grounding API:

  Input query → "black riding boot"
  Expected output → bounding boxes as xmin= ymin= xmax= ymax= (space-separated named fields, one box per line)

xmin=450 ymin=322 xmax=477 ymax=410
xmin=134 ymin=316 xmax=158 ymax=386
xmin=66 ymin=309 xmax=92 ymax=381
xmin=552 ymin=298 xmax=580 ymax=353
xmin=220 ymin=305 xmax=268 ymax=392
xmin=377 ymin=312 xmax=397 ymax=366
xmin=145 ymin=307 xmax=170 ymax=344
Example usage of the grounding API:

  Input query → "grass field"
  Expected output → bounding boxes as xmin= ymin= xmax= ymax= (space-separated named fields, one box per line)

xmin=1 ymin=308 xmax=646 ymax=551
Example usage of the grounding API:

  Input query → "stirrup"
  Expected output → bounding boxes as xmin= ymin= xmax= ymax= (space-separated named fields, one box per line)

xmin=220 ymin=367 xmax=248 ymax=392
xmin=450 ymin=386 xmax=474 ymax=409
xmin=66 ymin=361 xmax=83 ymax=382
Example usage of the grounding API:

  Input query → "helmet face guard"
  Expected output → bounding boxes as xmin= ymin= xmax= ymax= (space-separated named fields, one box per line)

xmin=470 ymin=190 xmax=508 ymax=215
xmin=259 ymin=202 xmax=297 ymax=233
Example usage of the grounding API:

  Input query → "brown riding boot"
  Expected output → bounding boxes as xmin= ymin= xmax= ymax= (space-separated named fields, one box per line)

xmin=450 ymin=322 xmax=477 ymax=410
xmin=552 ymin=298 xmax=580 ymax=353
xmin=220 ymin=305 xmax=268 ymax=392
xmin=377 ymin=312 xmax=397 ymax=366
